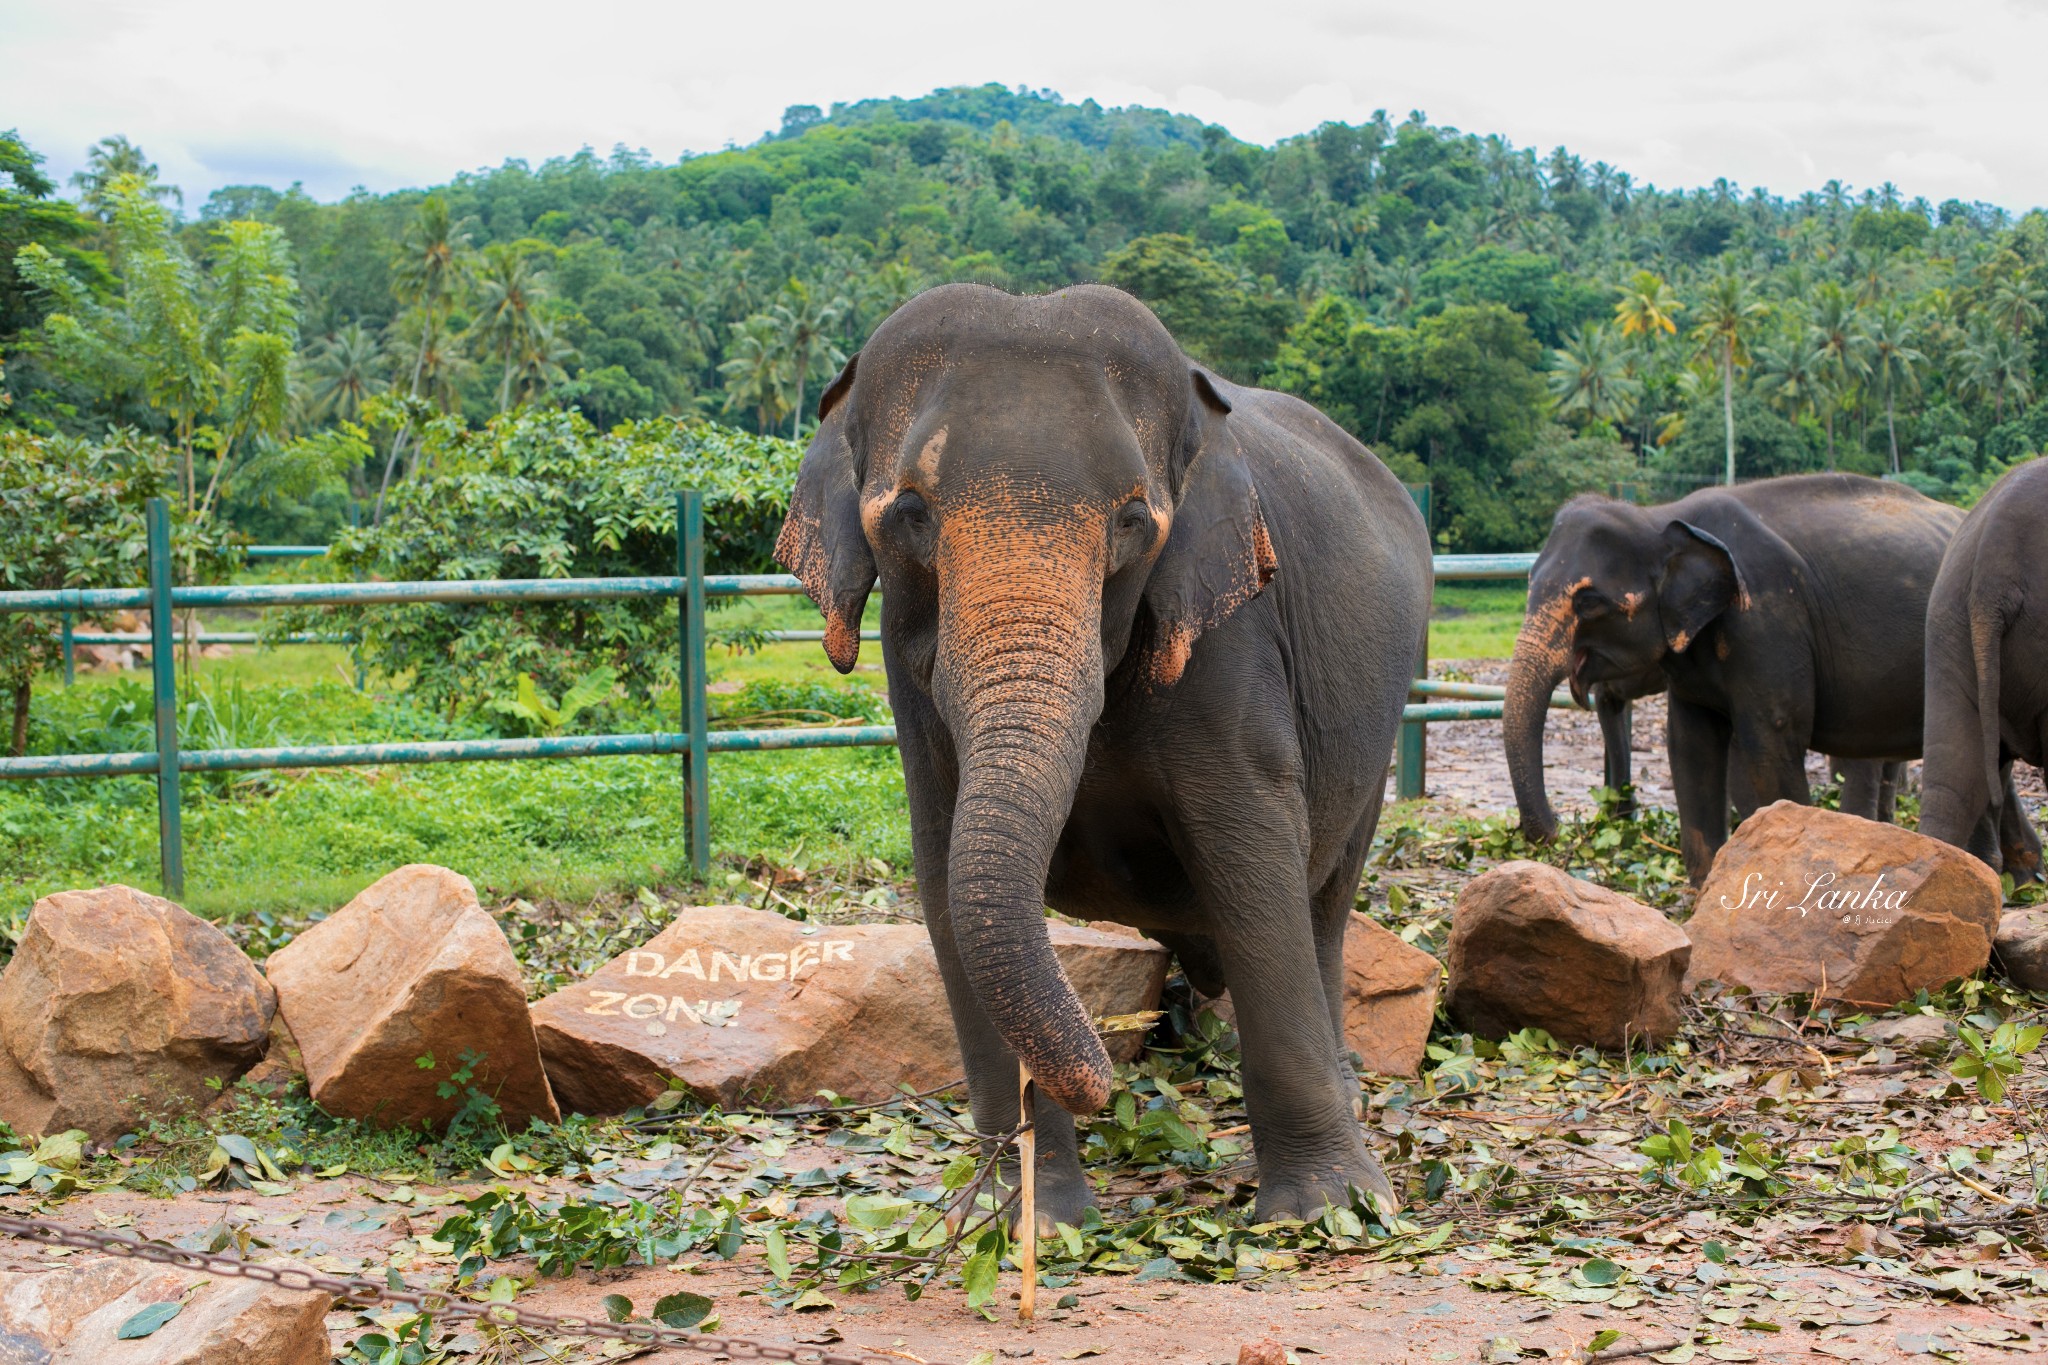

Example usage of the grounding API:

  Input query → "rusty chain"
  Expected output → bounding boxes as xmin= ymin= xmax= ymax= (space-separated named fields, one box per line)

xmin=0 ymin=1212 xmax=962 ymax=1365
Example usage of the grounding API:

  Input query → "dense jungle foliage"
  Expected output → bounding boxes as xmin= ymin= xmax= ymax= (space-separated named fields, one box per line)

xmin=5 ymin=83 xmax=2048 ymax=563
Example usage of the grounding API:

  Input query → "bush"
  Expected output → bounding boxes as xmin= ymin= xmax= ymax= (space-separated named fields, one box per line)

xmin=293 ymin=409 xmax=804 ymax=716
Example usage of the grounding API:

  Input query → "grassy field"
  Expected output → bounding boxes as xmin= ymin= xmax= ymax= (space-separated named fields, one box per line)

xmin=2 ymin=584 xmax=1528 ymax=927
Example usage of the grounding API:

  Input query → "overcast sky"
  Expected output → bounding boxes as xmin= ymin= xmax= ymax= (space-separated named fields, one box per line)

xmin=8 ymin=0 xmax=2047 ymax=213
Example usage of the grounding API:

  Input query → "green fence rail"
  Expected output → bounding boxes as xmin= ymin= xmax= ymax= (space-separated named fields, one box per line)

xmin=2 ymin=496 xmax=1553 ymax=896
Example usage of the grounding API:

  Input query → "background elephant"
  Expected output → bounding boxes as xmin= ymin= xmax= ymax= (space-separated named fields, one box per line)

xmin=775 ymin=284 xmax=1431 ymax=1222
xmin=1922 ymin=460 xmax=2048 ymax=882
xmin=1505 ymin=474 xmax=1961 ymax=884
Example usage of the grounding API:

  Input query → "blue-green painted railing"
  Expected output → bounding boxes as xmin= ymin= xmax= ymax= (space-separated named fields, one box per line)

xmin=2 ymin=496 xmax=1547 ymax=896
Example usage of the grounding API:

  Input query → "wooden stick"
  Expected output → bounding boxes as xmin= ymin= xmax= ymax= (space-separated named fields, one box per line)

xmin=1017 ymin=1061 xmax=1036 ymax=1322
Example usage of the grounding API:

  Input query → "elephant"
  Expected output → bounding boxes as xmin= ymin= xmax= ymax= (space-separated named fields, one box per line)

xmin=1921 ymin=458 xmax=2048 ymax=883
xmin=1504 ymin=474 xmax=1968 ymax=885
xmin=774 ymin=284 xmax=1432 ymax=1223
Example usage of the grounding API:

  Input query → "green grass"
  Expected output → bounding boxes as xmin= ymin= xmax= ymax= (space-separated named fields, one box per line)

xmin=1429 ymin=582 xmax=1526 ymax=660
xmin=9 ymin=584 xmax=1529 ymax=929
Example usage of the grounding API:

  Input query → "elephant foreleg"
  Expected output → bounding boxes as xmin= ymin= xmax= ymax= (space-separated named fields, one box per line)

xmin=1835 ymin=758 xmax=1883 ymax=821
xmin=898 ymin=715 xmax=1091 ymax=1232
xmin=1311 ymin=808 xmax=1384 ymax=1110
xmin=1669 ymin=699 xmax=1734 ymax=885
xmin=1177 ymin=794 xmax=1394 ymax=1220
xmin=1596 ymin=693 xmax=1636 ymax=817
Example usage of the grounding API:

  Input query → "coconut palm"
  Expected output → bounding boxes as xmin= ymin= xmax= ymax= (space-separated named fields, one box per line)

xmin=719 ymin=315 xmax=792 ymax=434
xmin=1546 ymin=324 xmax=1639 ymax=429
xmin=306 ymin=322 xmax=387 ymax=422
xmin=505 ymin=316 xmax=576 ymax=408
xmin=1863 ymin=306 xmax=1926 ymax=475
xmin=1958 ymin=322 xmax=2033 ymax=424
xmin=1753 ymin=326 xmax=1828 ymax=428
xmin=1806 ymin=283 xmax=1868 ymax=469
xmin=1690 ymin=272 xmax=1769 ymax=485
xmin=1988 ymin=272 xmax=2046 ymax=340
xmin=1613 ymin=270 xmax=1684 ymax=344
xmin=768 ymin=280 xmax=846 ymax=437
xmin=471 ymin=245 xmax=550 ymax=411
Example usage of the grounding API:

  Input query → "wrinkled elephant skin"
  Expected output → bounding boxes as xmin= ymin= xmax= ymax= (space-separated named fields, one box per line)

xmin=776 ymin=284 xmax=1432 ymax=1223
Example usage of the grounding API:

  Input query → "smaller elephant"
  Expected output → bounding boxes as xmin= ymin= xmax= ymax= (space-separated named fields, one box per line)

xmin=1921 ymin=459 xmax=2048 ymax=882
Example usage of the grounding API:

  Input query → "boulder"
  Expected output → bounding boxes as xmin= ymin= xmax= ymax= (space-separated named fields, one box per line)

xmin=0 ymin=886 xmax=274 ymax=1142
xmin=530 ymin=906 xmax=1170 ymax=1115
xmin=1685 ymin=802 xmax=2003 ymax=1008
xmin=264 ymin=865 xmax=558 ymax=1129
xmin=1446 ymin=861 xmax=1690 ymax=1050
xmin=1994 ymin=910 xmax=2048 ymax=992
xmin=1198 ymin=914 xmax=1440 ymax=1078
xmin=1856 ymin=1013 xmax=1952 ymax=1053
xmin=0 ymin=1256 xmax=331 ymax=1364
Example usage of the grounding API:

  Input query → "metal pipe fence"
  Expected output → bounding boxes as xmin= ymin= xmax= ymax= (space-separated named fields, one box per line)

xmin=2 ymin=497 xmax=1555 ymax=896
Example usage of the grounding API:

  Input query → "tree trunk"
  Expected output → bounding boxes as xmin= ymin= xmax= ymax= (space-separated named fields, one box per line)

xmin=9 ymin=678 xmax=28 ymax=758
xmin=1824 ymin=409 xmax=1836 ymax=470
xmin=1886 ymin=378 xmax=1900 ymax=475
xmin=1722 ymin=347 xmax=1737 ymax=486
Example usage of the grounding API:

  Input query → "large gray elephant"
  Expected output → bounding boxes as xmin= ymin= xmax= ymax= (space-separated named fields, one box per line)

xmin=1505 ymin=475 xmax=1966 ymax=884
xmin=1921 ymin=459 xmax=2047 ymax=882
xmin=775 ymin=284 xmax=1431 ymax=1222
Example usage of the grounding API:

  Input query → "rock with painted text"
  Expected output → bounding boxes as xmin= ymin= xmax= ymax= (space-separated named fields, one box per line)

xmin=1198 ymin=913 xmax=1440 ymax=1078
xmin=0 ymin=885 xmax=274 ymax=1142
xmin=264 ymin=864 xmax=559 ymax=1129
xmin=529 ymin=905 xmax=1170 ymax=1115
xmin=1445 ymin=861 xmax=1690 ymax=1050
xmin=1684 ymin=802 xmax=2002 ymax=1008
xmin=0 ymin=1255 xmax=331 ymax=1364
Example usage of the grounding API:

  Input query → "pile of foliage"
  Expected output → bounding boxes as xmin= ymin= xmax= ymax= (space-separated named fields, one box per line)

xmin=280 ymin=407 xmax=803 ymax=715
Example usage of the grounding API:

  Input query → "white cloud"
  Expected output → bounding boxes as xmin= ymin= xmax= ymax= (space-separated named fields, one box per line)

xmin=6 ymin=0 xmax=2044 ymax=210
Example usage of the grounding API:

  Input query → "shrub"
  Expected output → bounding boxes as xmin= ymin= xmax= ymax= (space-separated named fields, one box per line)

xmin=290 ymin=409 xmax=804 ymax=716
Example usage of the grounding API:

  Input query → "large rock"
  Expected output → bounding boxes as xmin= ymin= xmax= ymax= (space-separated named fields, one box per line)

xmin=0 ymin=886 xmax=274 ymax=1142
xmin=1994 ymin=910 xmax=2048 ymax=992
xmin=0 ymin=1256 xmax=330 ymax=1364
xmin=264 ymin=865 xmax=558 ymax=1129
xmin=1198 ymin=914 xmax=1440 ymax=1078
xmin=1684 ymin=802 xmax=2003 ymax=1008
xmin=530 ymin=906 xmax=1170 ymax=1114
xmin=1446 ymin=861 xmax=1690 ymax=1050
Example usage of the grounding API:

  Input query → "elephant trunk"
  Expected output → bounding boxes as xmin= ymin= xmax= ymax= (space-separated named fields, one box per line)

xmin=936 ymin=525 xmax=1115 ymax=1117
xmin=1506 ymin=586 xmax=1577 ymax=843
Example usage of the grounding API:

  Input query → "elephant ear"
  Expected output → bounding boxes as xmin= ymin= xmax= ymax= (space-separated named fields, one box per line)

xmin=1656 ymin=519 xmax=1742 ymax=654
xmin=774 ymin=355 xmax=874 ymax=672
xmin=1140 ymin=369 xmax=1277 ymax=686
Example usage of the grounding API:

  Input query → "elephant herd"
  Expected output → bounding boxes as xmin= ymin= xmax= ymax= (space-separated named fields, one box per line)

xmin=1506 ymin=463 xmax=2046 ymax=888
xmin=775 ymin=284 xmax=2043 ymax=1224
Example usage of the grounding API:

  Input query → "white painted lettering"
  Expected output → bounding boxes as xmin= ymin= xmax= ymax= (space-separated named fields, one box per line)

xmin=625 ymin=951 xmax=665 ymax=977
xmin=659 ymin=949 xmax=705 ymax=980
xmin=752 ymin=952 xmax=787 ymax=981
xmin=623 ymin=993 xmax=665 ymax=1019
xmin=583 ymin=990 xmax=626 ymax=1016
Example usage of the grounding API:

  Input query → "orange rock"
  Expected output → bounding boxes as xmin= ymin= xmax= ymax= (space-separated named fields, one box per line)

xmin=0 ymin=885 xmax=274 ymax=1142
xmin=264 ymin=865 xmax=558 ymax=1129
xmin=1995 ymin=910 xmax=2048 ymax=992
xmin=1238 ymin=1343 xmax=1288 ymax=1365
xmin=1447 ymin=861 xmax=1690 ymax=1050
xmin=1685 ymin=802 xmax=2002 ymax=1008
xmin=0 ymin=1256 xmax=331 ymax=1364
xmin=530 ymin=906 xmax=1169 ymax=1116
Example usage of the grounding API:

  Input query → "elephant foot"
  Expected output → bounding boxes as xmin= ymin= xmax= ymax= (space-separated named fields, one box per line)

xmin=949 ymin=1154 xmax=1096 ymax=1237
xmin=1252 ymin=1143 xmax=1398 ymax=1224
xmin=2006 ymin=846 xmax=2043 ymax=887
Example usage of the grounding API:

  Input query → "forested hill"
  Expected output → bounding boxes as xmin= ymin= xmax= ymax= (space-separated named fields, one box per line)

xmin=4 ymin=83 xmax=2046 ymax=551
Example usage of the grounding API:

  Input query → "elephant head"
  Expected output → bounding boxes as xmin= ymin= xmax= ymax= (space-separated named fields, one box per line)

xmin=773 ymin=284 xmax=1275 ymax=1116
xmin=1506 ymin=496 xmax=1743 ymax=841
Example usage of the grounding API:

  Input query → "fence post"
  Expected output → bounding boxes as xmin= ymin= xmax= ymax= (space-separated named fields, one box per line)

xmin=146 ymin=498 xmax=185 ymax=897
xmin=1396 ymin=483 xmax=1432 ymax=801
xmin=677 ymin=491 xmax=710 ymax=875
xmin=60 ymin=613 xmax=74 ymax=687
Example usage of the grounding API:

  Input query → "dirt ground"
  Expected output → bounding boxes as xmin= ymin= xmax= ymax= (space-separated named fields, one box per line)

xmin=6 ymin=658 xmax=2045 ymax=1364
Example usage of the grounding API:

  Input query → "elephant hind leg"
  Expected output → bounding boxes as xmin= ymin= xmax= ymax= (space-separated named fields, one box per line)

xmin=1835 ymin=757 xmax=1880 ymax=820
xmin=2000 ymin=762 xmax=2044 ymax=885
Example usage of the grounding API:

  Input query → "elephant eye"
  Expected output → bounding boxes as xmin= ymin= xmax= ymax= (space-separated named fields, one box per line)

xmin=891 ymin=491 xmax=931 ymax=531
xmin=1114 ymin=500 xmax=1152 ymax=539
xmin=1572 ymin=586 xmax=1609 ymax=618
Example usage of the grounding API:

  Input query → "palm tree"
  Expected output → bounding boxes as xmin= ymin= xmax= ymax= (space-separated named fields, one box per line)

xmin=1546 ymin=324 xmax=1639 ymax=429
xmin=768 ymin=280 xmax=846 ymax=437
xmin=506 ymin=316 xmax=576 ymax=408
xmin=1958 ymin=322 xmax=2033 ymax=424
xmin=376 ymin=196 xmax=474 ymax=518
xmin=471 ymin=245 xmax=549 ymax=410
xmin=1863 ymin=306 xmax=1926 ymax=475
xmin=1753 ymin=326 xmax=1827 ymax=427
xmin=1690 ymin=273 xmax=1769 ymax=485
xmin=70 ymin=136 xmax=180 ymax=221
xmin=719 ymin=315 xmax=792 ymax=434
xmin=1806 ymin=283 xmax=1867 ymax=469
xmin=1988 ymin=272 xmax=2046 ymax=340
xmin=306 ymin=322 xmax=387 ymax=421
xmin=1613 ymin=270 xmax=1684 ymax=343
